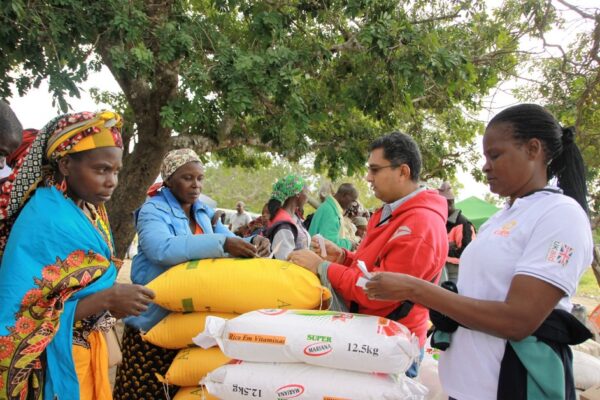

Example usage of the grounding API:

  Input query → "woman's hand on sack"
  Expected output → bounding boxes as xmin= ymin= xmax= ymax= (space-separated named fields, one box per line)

xmin=287 ymin=249 xmax=322 ymax=274
xmin=108 ymin=283 xmax=155 ymax=319
xmin=224 ymin=237 xmax=258 ymax=258
xmin=310 ymin=236 xmax=345 ymax=263
xmin=364 ymin=272 xmax=419 ymax=301
xmin=251 ymin=235 xmax=271 ymax=257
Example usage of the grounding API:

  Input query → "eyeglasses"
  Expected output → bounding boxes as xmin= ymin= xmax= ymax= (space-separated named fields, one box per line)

xmin=367 ymin=164 xmax=397 ymax=174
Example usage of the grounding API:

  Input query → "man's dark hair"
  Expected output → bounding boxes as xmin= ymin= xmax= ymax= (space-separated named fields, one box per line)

xmin=0 ymin=100 xmax=23 ymax=141
xmin=369 ymin=131 xmax=421 ymax=181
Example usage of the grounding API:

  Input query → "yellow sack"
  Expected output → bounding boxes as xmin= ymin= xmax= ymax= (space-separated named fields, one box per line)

xmin=143 ymin=312 xmax=235 ymax=349
xmin=174 ymin=386 xmax=218 ymax=400
xmin=158 ymin=347 xmax=230 ymax=387
xmin=147 ymin=258 xmax=331 ymax=313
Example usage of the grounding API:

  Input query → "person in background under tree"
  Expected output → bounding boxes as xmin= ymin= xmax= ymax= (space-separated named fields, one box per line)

xmin=438 ymin=182 xmax=476 ymax=284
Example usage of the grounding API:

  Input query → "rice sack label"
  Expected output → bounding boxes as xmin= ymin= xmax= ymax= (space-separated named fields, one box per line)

xmin=194 ymin=309 xmax=419 ymax=374
xmin=147 ymin=258 xmax=331 ymax=313
xmin=201 ymin=361 xmax=428 ymax=400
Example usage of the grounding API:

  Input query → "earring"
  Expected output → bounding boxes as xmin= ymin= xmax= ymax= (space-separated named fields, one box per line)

xmin=58 ymin=178 xmax=67 ymax=193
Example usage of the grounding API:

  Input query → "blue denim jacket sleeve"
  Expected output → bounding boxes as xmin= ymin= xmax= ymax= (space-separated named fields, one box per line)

xmin=136 ymin=203 xmax=228 ymax=267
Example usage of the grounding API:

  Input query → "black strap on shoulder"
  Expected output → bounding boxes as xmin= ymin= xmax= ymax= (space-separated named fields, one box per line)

xmin=265 ymin=220 xmax=298 ymax=243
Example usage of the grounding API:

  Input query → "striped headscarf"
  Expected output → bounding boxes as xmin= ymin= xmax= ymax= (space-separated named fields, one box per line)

xmin=271 ymin=174 xmax=306 ymax=204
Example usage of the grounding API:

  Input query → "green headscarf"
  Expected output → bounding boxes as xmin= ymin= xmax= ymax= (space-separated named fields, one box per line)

xmin=271 ymin=174 xmax=306 ymax=203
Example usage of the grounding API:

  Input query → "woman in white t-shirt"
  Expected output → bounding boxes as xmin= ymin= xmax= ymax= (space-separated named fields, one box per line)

xmin=365 ymin=104 xmax=593 ymax=400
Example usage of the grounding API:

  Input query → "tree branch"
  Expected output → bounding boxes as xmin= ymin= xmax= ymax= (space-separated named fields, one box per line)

xmin=411 ymin=12 xmax=460 ymax=25
xmin=170 ymin=133 xmax=269 ymax=154
xmin=555 ymin=0 xmax=595 ymax=20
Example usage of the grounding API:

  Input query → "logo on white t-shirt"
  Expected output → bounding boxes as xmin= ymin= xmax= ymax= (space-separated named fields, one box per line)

xmin=493 ymin=220 xmax=517 ymax=237
xmin=546 ymin=240 xmax=574 ymax=266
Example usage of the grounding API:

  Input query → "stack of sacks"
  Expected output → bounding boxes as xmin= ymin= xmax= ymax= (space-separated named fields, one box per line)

xmin=143 ymin=312 xmax=234 ymax=387
xmin=145 ymin=258 xmax=331 ymax=395
xmin=417 ymin=338 xmax=447 ymax=400
xmin=194 ymin=309 xmax=428 ymax=399
xmin=572 ymin=348 xmax=600 ymax=392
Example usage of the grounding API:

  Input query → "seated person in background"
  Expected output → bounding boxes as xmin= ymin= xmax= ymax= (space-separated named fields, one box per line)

xmin=114 ymin=148 xmax=269 ymax=399
xmin=244 ymin=203 xmax=270 ymax=237
xmin=438 ymin=181 xmax=476 ymax=284
xmin=229 ymin=200 xmax=252 ymax=235
xmin=309 ymin=183 xmax=359 ymax=250
xmin=352 ymin=216 xmax=368 ymax=241
xmin=265 ymin=175 xmax=310 ymax=260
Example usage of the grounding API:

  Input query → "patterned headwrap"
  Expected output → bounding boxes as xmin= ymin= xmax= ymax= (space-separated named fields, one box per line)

xmin=271 ymin=174 xmax=306 ymax=203
xmin=0 ymin=111 xmax=123 ymax=253
xmin=160 ymin=148 xmax=203 ymax=181
xmin=45 ymin=110 xmax=123 ymax=161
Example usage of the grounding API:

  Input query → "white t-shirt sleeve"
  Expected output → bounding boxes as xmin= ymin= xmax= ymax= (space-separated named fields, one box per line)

xmin=513 ymin=202 xmax=592 ymax=296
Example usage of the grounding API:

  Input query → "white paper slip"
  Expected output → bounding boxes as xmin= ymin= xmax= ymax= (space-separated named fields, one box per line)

xmin=356 ymin=276 xmax=370 ymax=289
xmin=314 ymin=234 xmax=327 ymax=257
xmin=357 ymin=260 xmax=373 ymax=279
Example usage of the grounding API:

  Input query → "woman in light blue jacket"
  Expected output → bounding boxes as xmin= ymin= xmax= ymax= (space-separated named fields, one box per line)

xmin=114 ymin=148 xmax=269 ymax=399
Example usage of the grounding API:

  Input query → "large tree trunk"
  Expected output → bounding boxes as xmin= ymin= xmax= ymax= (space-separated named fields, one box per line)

xmin=99 ymin=68 xmax=180 ymax=258
xmin=106 ymin=114 xmax=172 ymax=258
xmin=593 ymin=246 xmax=600 ymax=288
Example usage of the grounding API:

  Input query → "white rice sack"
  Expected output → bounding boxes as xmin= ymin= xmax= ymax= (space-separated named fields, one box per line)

xmin=416 ymin=353 xmax=447 ymax=400
xmin=573 ymin=349 xmax=600 ymax=390
xmin=201 ymin=361 xmax=428 ymax=400
xmin=194 ymin=309 xmax=419 ymax=374
xmin=572 ymin=339 xmax=600 ymax=359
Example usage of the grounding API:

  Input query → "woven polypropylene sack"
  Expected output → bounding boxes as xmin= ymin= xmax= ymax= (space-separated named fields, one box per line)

xmin=158 ymin=347 xmax=231 ymax=387
xmin=147 ymin=258 xmax=331 ymax=313
xmin=143 ymin=312 xmax=236 ymax=349
xmin=173 ymin=386 xmax=219 ymax=400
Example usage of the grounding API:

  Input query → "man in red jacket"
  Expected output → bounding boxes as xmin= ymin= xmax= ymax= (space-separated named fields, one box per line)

xmin=289 ymin=131 xmax=448 ymax=377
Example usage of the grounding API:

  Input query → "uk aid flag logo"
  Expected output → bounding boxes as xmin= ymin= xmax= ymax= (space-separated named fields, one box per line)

xmin=546 ymin=241 xmax=574 ymax=266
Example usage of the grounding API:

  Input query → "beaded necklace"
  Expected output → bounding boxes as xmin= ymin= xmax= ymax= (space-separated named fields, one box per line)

xmin=83 ymin=202 xmax=123 ymax=270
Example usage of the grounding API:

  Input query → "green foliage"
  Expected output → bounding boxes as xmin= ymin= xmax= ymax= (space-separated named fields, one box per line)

xmin=0 ymin=0 xmax=561 ymax=252
xmin=514 ymin=5 xmax=600 ymax=228
xmin=1 ymin=0 xmax=544 ymax=173
xmin=576 ymin=268 xmax=600 ymax=298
